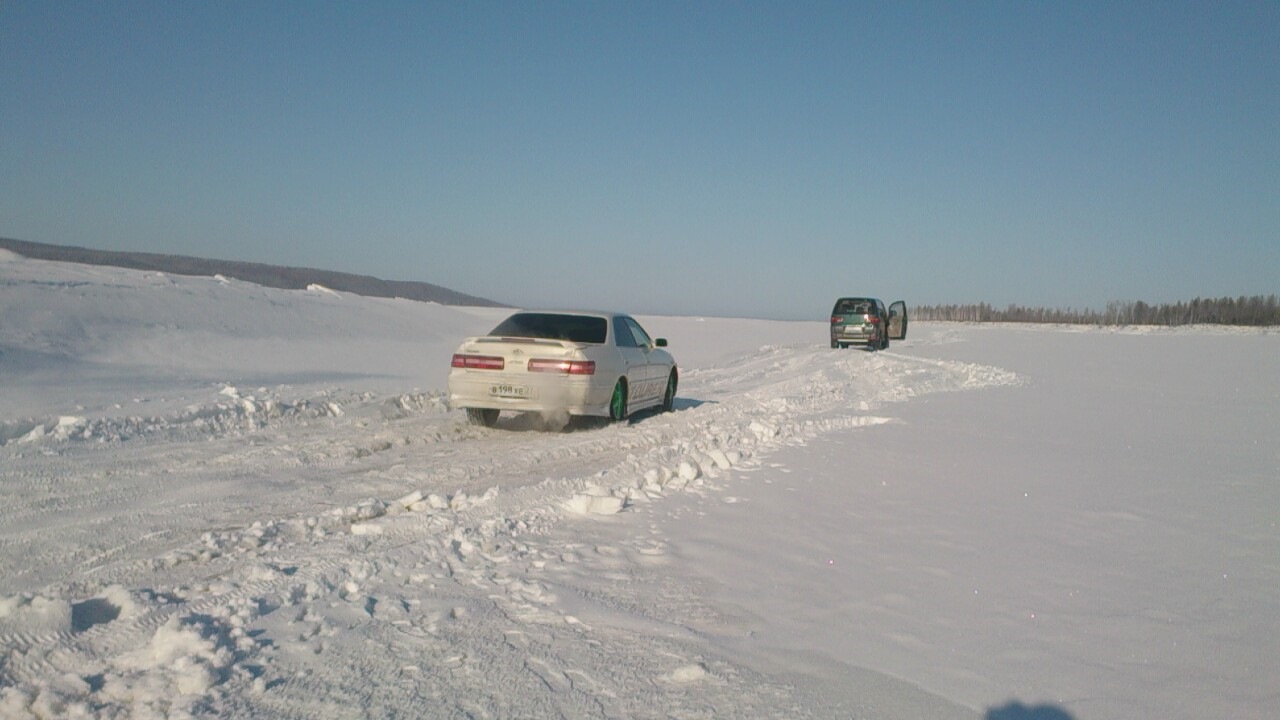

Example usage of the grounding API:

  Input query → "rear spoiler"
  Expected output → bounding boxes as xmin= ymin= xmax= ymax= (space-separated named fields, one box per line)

xmin=471 ymin=336 xmax=588 ymax=349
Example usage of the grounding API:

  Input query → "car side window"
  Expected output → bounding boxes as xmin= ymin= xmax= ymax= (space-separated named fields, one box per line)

xmin=613 ymin=318 xmax=642 ymax=348
xmin=624 ymin=318 xmax=654 ymax=348
xmin=609 ymin=316 xmax=650 ymax=348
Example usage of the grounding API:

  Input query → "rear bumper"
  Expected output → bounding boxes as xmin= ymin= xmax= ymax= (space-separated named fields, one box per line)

xmin=447 ymin=371 xmax=613 ymax=417
xmin=831 ymin=327 xmax=881 ymax=343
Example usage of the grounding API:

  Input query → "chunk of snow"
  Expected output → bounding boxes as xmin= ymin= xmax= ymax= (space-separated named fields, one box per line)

xmin=396 ymin=490 xmax=424 ymax=508
xmin=665 ymin=663 xmax=709 ymax=684
xmin=565 ymin=493 xmax=625 ymax=515
xmin=17 ymin=424 xmax=46 ymax=444
xmin=0 ymin=594 xmax=73 ymax=634
xmin=111 ymin=616 xmax=232 ymax=697
xmin=307 ymin=284 xmax=341 ymax=297
xmin=678 ymin=461 xmax=701 ymax=481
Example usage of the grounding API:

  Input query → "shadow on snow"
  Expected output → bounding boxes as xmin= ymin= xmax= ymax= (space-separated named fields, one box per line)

xmin=986 ymin=701 xmax=1075 ymax=720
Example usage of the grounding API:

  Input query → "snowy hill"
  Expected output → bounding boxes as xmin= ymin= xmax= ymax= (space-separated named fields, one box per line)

xmin=0 ymin=236 xmax=504 ymax=308
xmin=1 ymin=253 xmax=1277 ymax=719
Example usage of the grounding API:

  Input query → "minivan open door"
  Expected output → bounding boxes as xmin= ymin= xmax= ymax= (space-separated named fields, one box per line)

xmin=888 ymin=301 xmax=908 ymax=340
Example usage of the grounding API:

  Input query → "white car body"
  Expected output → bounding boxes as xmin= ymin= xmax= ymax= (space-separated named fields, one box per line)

xmin=447 ymin=310 xmax=677 ymax=427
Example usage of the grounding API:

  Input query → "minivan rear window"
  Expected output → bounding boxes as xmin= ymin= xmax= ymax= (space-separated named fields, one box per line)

xmin=489 ymin=313 xmax=608 ymax=344
xmin=834 ymin=299 xmax=874 ymax=314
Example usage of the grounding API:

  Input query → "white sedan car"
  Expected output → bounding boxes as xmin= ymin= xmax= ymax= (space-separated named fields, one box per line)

xmin=448 ymin=310 xmax=678 ymax=427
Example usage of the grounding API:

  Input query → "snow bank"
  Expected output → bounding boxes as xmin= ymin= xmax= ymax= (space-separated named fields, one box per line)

xmin=0 ymin=255 xmax=507 ymax=421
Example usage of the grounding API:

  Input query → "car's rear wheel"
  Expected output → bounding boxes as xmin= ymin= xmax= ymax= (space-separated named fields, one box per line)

xmin=830 ymin=339 xmax=838 ymax=349
xmin=662 ymin=370 xmax=678 ymax=412
xmin=465 ymin=408 xmax=499 ymax=427
xmin=609 ymin=380 xmax=628 ymax=422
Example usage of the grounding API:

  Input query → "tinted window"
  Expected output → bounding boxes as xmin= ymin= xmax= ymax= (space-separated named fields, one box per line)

xmin=834 ymin=298 xmax=874 ymax=314
xmin=622 ymin=317 xmax=653 ymax=348
xmin=613 ymin=317 xmax=640 ymax=347
xmin=489 ymin=313 xmax=608 ymax=344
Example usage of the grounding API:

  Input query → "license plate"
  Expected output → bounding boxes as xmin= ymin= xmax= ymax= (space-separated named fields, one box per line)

xmin=490 ymin=383 xmax=535 ymax=399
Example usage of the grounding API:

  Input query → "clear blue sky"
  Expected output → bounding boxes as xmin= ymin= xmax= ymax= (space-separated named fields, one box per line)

xmin=3 ymin=1 xmax=1277 ymax=320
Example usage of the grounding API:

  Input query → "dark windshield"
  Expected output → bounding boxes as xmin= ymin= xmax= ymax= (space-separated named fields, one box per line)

xmin=488 ymin=313 xmax=608 ymax=344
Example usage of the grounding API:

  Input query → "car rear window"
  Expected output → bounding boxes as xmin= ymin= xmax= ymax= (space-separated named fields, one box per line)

xmin=489 ymin=313 xmax=608 ymax=344
xmin=833 ymin=298 xmax=874 ymax=314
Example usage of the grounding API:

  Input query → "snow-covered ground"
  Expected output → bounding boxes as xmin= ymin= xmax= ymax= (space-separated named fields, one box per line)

xmin=2 ymin=249 xmax=1277 ymax=719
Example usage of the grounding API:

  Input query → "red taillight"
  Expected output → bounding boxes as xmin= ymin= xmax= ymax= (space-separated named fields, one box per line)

xmin=866 ymin=314 xmax=880 ymax=324
xmin=527 ymin=358 xmax=596 ymax=375
xmin=831 ymin=316 xmax=842 ymax=324
xmin=452 ymin=354 xmax=504 ymax=370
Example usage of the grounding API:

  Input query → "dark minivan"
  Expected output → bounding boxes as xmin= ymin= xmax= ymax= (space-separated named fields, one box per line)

xmin=830 ymin=297 xmax=907 ymax=349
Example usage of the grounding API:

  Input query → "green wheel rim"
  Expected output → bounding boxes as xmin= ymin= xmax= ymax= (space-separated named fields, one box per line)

xmin=610 ymin=382 xmax=625 ymax=420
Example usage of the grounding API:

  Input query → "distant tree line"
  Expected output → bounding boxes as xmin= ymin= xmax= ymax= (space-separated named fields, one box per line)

xmin=913 ymin=295 xmax=1280 ymax=326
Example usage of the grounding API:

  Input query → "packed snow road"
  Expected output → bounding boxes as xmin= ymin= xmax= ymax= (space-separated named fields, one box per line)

xmin=1 ymin=327 xmax=1015 ymax=718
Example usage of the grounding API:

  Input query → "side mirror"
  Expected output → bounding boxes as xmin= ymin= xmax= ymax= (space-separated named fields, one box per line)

xmin=655 ymin=338 xmax=668 ymax=347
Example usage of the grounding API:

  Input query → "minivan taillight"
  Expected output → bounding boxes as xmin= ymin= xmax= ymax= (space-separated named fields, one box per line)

xmin=527 ymin=359 xmax=596 ymax=375
xmin=867 ymin=315 xmax=881 ymax=324
xmin=452 ymin=354 xmax=504 ymax=370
